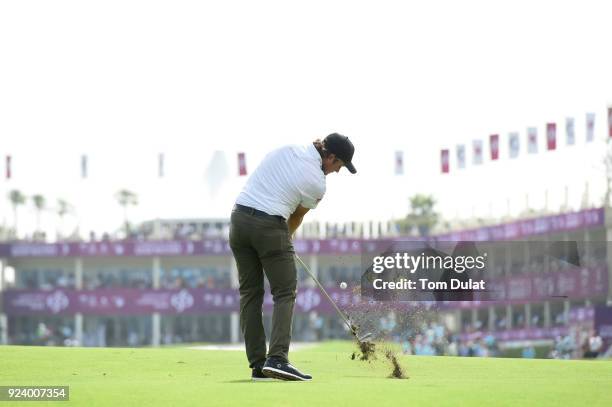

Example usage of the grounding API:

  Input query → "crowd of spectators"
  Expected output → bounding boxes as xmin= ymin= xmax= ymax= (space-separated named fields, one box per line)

xmin=7 ymin=320 xmax=76 ymax=347
xmin=160 ymin=267 xmax=231 ymax=289
xmin=14 ymin=267 xmax=232 ymax=290
xmin=398 ymin=321 xmax=610 ymax=359
xmin=18 ymin=269 xmax=76 ymax=290
xmin=463 ymin=309 xmax=592 ymax=333
xmin=358 ymin=306 xmax=611 ymax=360
xmin=3 ymin=220 xmax=401 ymax=243
xmin=550 ymin=329 xmax=606 ymax=359
xmin=12 ymin=254 xmax=605 ymax=292
xmin=317 ymin=265 xmax=362 ymax=287
xmin=487 ymin=253 xmax=607 ymax=277
xmin=131 ymin=222 xmax=230 ymax=241
xmin=83 ymin=269 xmax=152 ymax=289
xmin=394 ymin=320 xmax=500 ymax=357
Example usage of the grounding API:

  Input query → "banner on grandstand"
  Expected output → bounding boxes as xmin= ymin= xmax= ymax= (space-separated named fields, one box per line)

xmin=3 ymin=265 xmax=607 ymax=315
xmin=360 ymin=240 xmax=608 ymax=303
xmin=1 ymin=287 xmax=362 ymax=316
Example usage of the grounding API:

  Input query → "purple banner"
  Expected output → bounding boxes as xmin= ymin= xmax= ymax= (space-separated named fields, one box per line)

xmin=0 ymin=208 xmax=604 ymax=258
xmin=434 ymin=207 xmax=604 ymax=242
xmin=443 ymin=266 xmax=608 ymax=308
xmin=492 ymin=266 xmax=608 ymax=303
xmin=1 ymin=287 xmax=360 ymax=316
xmin=2 ymin=267 xmax=607 ymax=316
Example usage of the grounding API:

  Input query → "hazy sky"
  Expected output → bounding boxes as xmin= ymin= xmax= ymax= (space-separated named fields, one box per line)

xmin=1 ymin=0 xmax=611 ymax=238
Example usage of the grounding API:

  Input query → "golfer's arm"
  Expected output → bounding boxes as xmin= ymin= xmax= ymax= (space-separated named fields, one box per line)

xmin=287 ymin=205 xmax=310 ymax=238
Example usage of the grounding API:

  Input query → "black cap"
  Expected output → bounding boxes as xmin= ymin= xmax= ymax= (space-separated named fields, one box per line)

xmin=323 ymin=133 xmax=357 ymax=174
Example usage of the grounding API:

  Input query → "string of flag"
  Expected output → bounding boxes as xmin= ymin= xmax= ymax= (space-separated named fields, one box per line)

xmin=2 ymin=112 xmax=609 ymax=181
xmin=440 ymin=108 xmax=611 ymax=174
xmin=1 ymin=152 xmax=250 ymax=180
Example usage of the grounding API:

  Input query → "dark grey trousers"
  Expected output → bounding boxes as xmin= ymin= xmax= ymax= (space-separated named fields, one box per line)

xmin=229 ymin=209 xmax=297 ymax=368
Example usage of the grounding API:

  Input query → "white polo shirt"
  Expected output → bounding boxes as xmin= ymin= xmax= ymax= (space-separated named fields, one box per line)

xmin=236 ymin=143 xmax=326 ymax=219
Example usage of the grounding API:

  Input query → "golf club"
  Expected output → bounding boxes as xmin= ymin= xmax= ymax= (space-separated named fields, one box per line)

xmin=295 ymin=254 xmax=372 ymax=342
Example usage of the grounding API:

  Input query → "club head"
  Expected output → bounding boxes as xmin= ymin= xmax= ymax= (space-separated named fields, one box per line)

xmin=356 ymin=332 xmax=373 ymax=342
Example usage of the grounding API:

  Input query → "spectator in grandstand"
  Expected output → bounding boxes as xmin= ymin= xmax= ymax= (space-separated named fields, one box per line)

xmin=522 ymin=345 xmax=536 ymax=358
xmin=583 ymin=330 xmax=603 ymax=358
xmin=496 ymin=316 xmax=508 ymax=329
xmin=484 ymin=333 xmax=499 ymax=356
xmin=446 ymin=336 xmax=459 ymax=356
xmin=555 ymin=334 xmax=576 ymax=359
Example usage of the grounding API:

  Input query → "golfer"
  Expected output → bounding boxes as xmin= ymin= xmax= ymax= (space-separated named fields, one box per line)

xmin=230 ymin=133 xmax=356 ymax=381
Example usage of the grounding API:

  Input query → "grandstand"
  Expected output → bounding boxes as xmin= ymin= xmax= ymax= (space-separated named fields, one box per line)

xmin=0 ymin=206 xmax=610 ymax=358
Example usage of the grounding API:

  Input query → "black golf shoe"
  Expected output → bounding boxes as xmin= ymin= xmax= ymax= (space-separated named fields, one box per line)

xmin=262 ymin=357 xmax=312 ymax=381
xmin=252 ymin=363 xmax=275 ymax=382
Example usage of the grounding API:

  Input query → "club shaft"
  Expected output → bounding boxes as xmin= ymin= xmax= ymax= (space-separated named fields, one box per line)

xmin=294 ymin=254 xmax=355 ymax=334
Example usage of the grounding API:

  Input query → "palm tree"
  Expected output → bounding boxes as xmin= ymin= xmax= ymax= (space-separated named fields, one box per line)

xmin=56 ymin=199 xmax=74 ymax=239
xmin=399 ymin=194 xmax=440 ymax=236
xmin=31 ymin=194 xmax=46 ymax=232
xmin=8 ymin=189 xmax=26 ymax=235
xmin=115 ymin=189 xmax=138 ymax=235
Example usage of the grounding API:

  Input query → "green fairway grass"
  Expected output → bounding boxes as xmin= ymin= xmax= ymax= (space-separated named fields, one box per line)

xmin=1 ymin=341 xmax=610 ymax=407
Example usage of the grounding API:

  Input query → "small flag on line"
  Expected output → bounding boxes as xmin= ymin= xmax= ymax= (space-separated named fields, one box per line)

xmin=394 ymin=151 xmax=404 ymax=175
xmin=586 ymin=113 xmax=595 ymax=143
xmin=546 ymin=123 xmax=557 ymax=150
xmin=490 ymin=134 xmax=499 ymax=160
xmin=5 ymin=155 xmax=11 ymax=179
xmin=509 ymin=132 xmax=520 ymax=158
xmin=472 ymin=140 xmax=483 ymax=165
xmin=456 ymin=145 xmax=466 ymax=169
xmin=566 ymin=117 xmax=575 ymax=146
xmin=441 ymin=149 xmax=449 ymax=174
xmin=608 ymin=106 xmax=612 ymax=138
xmin=81 ymin=155 xmax=88 ymax=179
xmin=158 ymin=153 xmax=164 ymax=178
xmin=238 ymin=152 xmax=247 ymax=176
xmin=527 ymin=127 xmax=538 ymax=154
